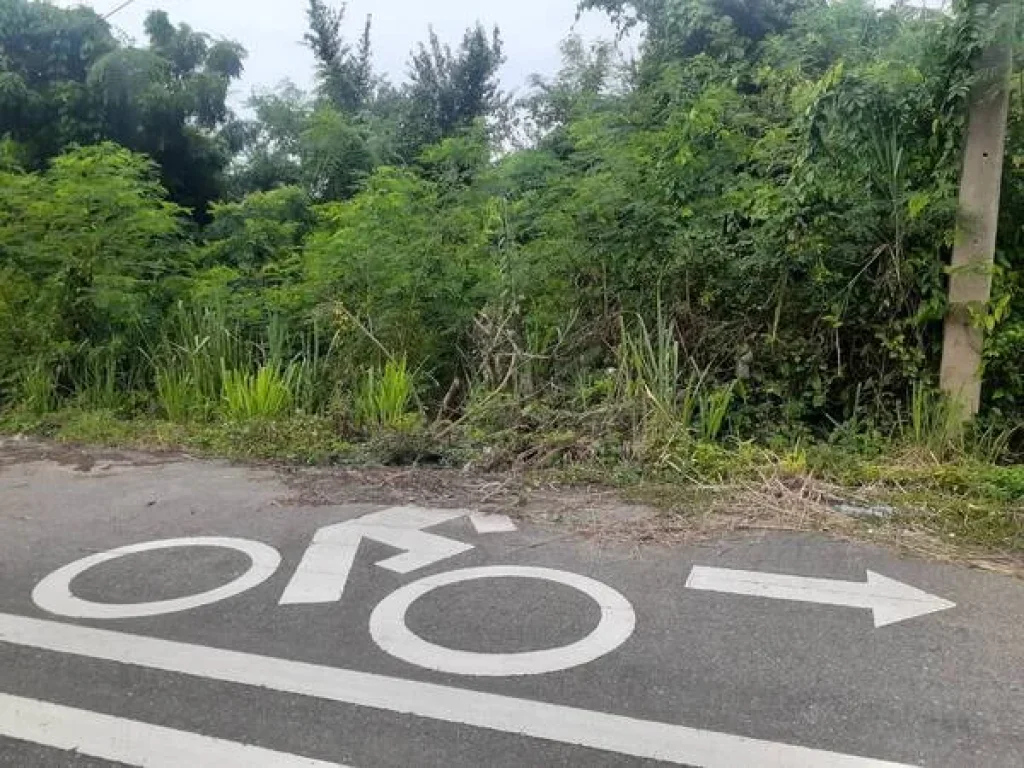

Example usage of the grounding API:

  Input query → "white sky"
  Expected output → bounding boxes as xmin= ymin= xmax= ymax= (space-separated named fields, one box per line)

xmin=67 ymin=0 xmax=619 ymax=103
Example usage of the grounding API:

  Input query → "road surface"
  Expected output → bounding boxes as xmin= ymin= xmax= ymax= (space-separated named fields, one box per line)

xmin=1 ymin=440 xmax=1022 ymax=766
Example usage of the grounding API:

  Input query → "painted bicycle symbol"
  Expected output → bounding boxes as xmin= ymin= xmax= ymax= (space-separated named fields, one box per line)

xmin=31 ymin=507 xmax=636 ymax=677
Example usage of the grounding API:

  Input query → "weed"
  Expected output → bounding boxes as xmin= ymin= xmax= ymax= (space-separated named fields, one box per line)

xmin=221 ymin=363 xmax=296 ymax=420
xmin=72 ymin=349 xmax=128 ymax=411
xmin=19 ymin=360 xmax=58 ymax=415
xmin=353 ymin=358 xmax=420 ymax=431
xmin=698 ymin=383 xmax=735 ymax=442
xmin=154 ymin=368 xmax=198 ymax=422
xmin=291 ymin=320 xmax=343 ymax=414
xmin=902 ymin=382 xmax=963 ymax=460
xmin=156 ymin=302 xmax=249 ymax=403
xmin=615 ymin=311 xmax=732 ymax=461
xmin=616 ymin=311 xmax=682 ymax=427
xmin=965 ymin=422 xmax=1018 ymax=465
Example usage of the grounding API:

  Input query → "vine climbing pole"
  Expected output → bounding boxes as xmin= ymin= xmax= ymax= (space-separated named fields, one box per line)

xmin=940 ymin=0 xmax=1017 ymax=418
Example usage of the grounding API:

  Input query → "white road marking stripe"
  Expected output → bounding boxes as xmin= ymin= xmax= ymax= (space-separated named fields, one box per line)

xmin=469 ymin=513 xmax=517 ymax=533
xmin=686 ymin=566 xmax=956 ymax=627
xmin=0 ymin=612 xmax=915 ymax=768
xmin=0 ymin=692 xmax=342 ymax=767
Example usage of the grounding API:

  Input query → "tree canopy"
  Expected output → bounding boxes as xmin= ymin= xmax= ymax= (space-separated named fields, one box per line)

xmin=0 ymin=0 xmax=245 ymax=217
xmin=1 ymin=0 xmax=1022 ymax=462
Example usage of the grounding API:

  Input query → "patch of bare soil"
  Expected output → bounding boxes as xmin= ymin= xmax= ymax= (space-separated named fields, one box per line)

xmin=278 ymin=462 xmax=1023 ymax=576
xmin=4 ymin=437 xmax=1020 ymax=576
xmin=0 ymin=435 xmax=176 ymax=472
xmin=278 ymin=464 xmax=658 ymax=529
xmin=592 ymin=473 xmax=1024 ymax=578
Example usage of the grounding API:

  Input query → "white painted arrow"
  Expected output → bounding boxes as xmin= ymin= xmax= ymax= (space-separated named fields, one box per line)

xmin=280 ymin=506 xmax=515 ymax=605
xmin=685 ymin=566 xmax=955 ymax=627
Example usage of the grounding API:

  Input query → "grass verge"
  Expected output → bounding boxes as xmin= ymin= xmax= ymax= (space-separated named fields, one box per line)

xmin=1 ymin=408 xmax=1021 ymax=571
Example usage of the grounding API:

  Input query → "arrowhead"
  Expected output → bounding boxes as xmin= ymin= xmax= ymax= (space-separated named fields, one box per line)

xmin=866 ymin=571 xmax=956 ymax=627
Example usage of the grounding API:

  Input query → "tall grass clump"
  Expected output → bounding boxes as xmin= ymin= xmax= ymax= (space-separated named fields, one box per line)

xmin=163 ymin=302 xmax=249 ymax=399
xmin=353 ymin=357 xmax=419 ymax=430
xmin=19 ymin=359 xmax=58 ymax=414
xmin=72 ymin=348 xmax=129 ymax=410
xmin=154 ymin=368 xmax=197 ymax=422
xmin=290 ymin=320 xmax=343 ymax=414
xmin=221 ymin=362 xmax=297 ymax=420
xmin=901 ymin=382 xmax=964 ymax=460
xmin=698 ymin=383 xmax=735 ymax=442
xmin=148 ymin=302 xmax=249 ymax=419
xmin=615 ymin=312 xmax=705 ymax=442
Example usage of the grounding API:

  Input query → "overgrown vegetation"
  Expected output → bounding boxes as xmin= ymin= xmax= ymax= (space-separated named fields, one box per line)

xmin=1 ymin=0 xmax=1022 ymax=555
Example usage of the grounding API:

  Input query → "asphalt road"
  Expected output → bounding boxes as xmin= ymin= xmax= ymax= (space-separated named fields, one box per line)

xmin=1 ymin=441 xmax=1023 ymax=767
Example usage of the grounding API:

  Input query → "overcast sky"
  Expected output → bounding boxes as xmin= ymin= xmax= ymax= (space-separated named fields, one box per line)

xmin=69 ymin=0 xmax=619 ymax=103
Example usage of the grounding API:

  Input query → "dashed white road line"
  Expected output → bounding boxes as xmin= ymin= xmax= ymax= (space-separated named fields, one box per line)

xmin=0 ymin=692 xmax=343 ymax=767
xmin=0 ymin=612 xmax=915 ymax=768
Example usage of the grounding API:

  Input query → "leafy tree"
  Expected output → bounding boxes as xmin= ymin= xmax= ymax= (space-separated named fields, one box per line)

xmin=582 ymin=0 xmax=819 ymax=58
xmin=300 ymin=106 xmax=374 ymax=201
xmin=203 ymin=186 xmax=313 ymax=272
xmin=226 ymin=82 xmax=311 ymax=196
xmin=0 ymin=1 xmax=246 ymax=217
xmin=192 ymin=186 xmax=315 ymax=325
xmin=0 ymin=143 xmax=185 ymax=400
xmin=304 ymin=167 xmax=496 ymax=380
xmin=227 ymin=84 xmax=373 ymax=202
xmin=0 ymin=0 xmax=116 ymax=161
xmin=522 ymin=34 xmax=619 ymax=149
xmin=93 ymin=10 xmax=246 ymax=217
xmin=399 ymin=24 xmax=507 ymax=160
xmin=305 ymin=0 xmax=375 ymax=113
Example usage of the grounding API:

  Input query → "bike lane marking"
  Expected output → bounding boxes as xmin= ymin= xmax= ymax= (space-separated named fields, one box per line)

xmin=280 ymin=506 xmax=491 ymax=606
xmin=0 ymin=612 xmax=914 ymax=768
xmin=369 ymin=565 xmax=636 ymax=676
xmin=0 ymin=692 xmax=343 ymax=767
xmin=31 ymin=537 xmax=281 ymax=619
xmin=686 ymin=566 xmax=955 ymax=627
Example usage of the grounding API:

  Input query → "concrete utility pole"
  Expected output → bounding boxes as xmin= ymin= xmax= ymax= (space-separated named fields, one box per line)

xmin=939 ymin=0 xmax=1017 ymax=418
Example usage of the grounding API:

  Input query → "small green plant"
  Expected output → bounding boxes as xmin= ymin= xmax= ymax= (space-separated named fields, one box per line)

xmin=698 ymin=383 xmax=735 ymax=442
xmin=73 ymin=351 xmax=128 ymax=411
xmin=18 ymin=360 xmax=58 ymax=415
xmin=903 ymin=382 xmax=964 ymax=460
xmin=19 ymin=360 xmax=58 ymax=414
xmin=221 ymin=363 xmax=296 ymax=420
xmin=155 ymin=368 xmax=198 ymax=422
xmin=157 ymin=302 xmax=249 ymax=403
xmin=354 ymin=358 xmax=420 ymax=431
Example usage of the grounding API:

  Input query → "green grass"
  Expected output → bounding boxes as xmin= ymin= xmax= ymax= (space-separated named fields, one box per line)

xmin=353 ymin=358 xmax=420 ymax=431
xmin=1 ymin=408 xmax=355 ymax=465
xmin=154 ymin=368 xmax=198 ymax=422
xmin=156 ymin=302 xmax=250 ymax=402
xmin=18 ymin=359 xmax=58 ymax=415
xmin=2 ymin=399 xmax=1020 ymax=558
xmin=72 ymin=351 xmax=129 ymax=411
xmin=614 ymin=311 xmax=738 ymax=461
xmin=221 ymin=363 xmax=297 ymax=420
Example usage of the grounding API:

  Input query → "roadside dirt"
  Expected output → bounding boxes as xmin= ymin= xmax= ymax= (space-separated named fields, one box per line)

xmin=0 ymin=434 xmax=177 ymax=473
xmin=2 ymin=435 xmax=1021 ymax=575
